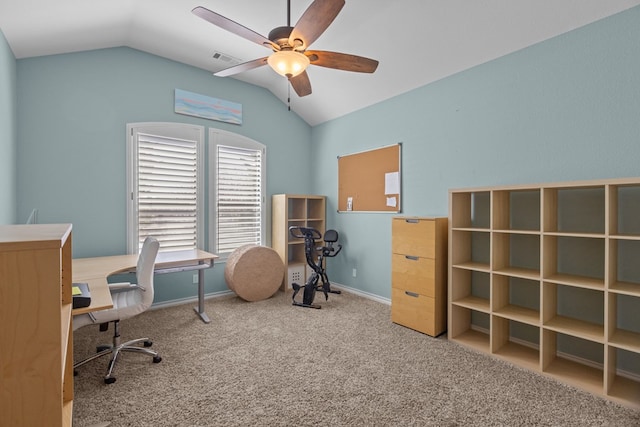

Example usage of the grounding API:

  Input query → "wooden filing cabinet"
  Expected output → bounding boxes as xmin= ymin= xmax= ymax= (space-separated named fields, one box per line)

xmin=391 ymin=217 xmax=448 ymax=336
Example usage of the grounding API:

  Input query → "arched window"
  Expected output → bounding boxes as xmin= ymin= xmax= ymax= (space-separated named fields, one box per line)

xmin=126 ymin=122 xmax=205 ymax=253
xmin=209 ymin=128 xmax=266 ymax=258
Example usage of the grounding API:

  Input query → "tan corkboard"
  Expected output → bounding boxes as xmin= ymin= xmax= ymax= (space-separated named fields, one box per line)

xmin=338 ymin=143 xmax=401 ymax=212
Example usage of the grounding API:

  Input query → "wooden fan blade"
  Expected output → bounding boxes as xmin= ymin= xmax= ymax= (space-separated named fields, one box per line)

xmin=192 ymin=6 xmax=278 ymax=50
xmin=289 ymin=71 xmax=312 ymax=97
xmin=289 ymin=0 xmax=345 ymax=49
xmin=214 ymin=57 xmax=268 ymax=77
xmin=305 ymin=50 xmax=379 ymax=73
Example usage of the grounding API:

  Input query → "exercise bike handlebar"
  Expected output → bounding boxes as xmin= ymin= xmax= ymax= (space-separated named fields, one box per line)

xmin=290 ymin=226 xmax=342 ymax=256
xmin=289 ymin=226 xmax=322 ymax=240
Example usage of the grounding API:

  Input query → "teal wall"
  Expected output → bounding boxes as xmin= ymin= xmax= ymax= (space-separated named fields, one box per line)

xmin=0 ymin=30 xmax=17 ymax=224
xmin=16 ymin=47 xmax=312 ymax=302
xmin=312 ymin=6 xmax=640 ymax=299
xmin=11 ymin=6 xmax=640 ymax=306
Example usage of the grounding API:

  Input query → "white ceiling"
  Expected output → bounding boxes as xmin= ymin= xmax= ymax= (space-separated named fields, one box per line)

xmin=1 ymin=0 xmax=639 ymax=126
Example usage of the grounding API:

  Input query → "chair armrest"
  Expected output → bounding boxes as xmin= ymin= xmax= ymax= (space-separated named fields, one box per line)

xmin=109 ymin=282 xmax=145 ymax=292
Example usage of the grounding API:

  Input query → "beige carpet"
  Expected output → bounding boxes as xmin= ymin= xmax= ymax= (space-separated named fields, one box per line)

xmin=73 ymin=291 xmax=640 ymax=426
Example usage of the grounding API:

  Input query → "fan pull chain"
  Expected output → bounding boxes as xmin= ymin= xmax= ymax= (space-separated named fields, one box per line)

xmin=287 ymin=83 xmax=291 ymax=111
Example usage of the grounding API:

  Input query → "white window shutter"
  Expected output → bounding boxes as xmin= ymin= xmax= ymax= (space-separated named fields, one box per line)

xmin=136 ymin=132 xmax=198 ymax=252
xmin=127 ymin=123 xmax=203 ymax=254
xmin=216 ymin=144 xmax=263 ymax=254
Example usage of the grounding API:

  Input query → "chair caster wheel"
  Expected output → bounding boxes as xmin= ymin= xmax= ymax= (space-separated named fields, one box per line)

xmin=97 ymin=345 xmax=110 ymax=352
xmin=143 ymin=340 xmax=153 ymax=347
xmin=104 ymin=377 xmax=116 ymax=384
xmin=153 ymin=356 xmax=162 ymax=363
xmin=74 ymin=370 xmax=78 ymax=376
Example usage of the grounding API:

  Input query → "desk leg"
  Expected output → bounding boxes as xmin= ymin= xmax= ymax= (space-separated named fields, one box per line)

xmin=193 ymin=267 xmax=210 ymax=323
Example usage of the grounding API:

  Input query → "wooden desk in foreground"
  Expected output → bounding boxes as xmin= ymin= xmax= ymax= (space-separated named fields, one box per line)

xmin=73 ymin=249 xmax=218 ymax=323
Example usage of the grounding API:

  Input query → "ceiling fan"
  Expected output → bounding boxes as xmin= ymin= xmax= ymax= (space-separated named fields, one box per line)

xmin=192 ymin=0 xmax=379 ymax=97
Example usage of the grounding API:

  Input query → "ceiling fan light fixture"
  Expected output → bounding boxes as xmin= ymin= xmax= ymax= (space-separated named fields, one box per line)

xmin=267 ymin=50 xmax=310 ymax=77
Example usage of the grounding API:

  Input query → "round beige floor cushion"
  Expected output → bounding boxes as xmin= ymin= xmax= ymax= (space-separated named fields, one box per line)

xmin=224 ymin=244 xmax=285 ymax=302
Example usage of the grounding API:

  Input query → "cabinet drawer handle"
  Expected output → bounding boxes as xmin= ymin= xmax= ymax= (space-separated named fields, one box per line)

xmin=405 ymin=255 xmax=419 ymax=261
xmin=405 ymin=291 xmax=419 ymax=298
xmin=405 ymin=219 xmax=419 ymax=224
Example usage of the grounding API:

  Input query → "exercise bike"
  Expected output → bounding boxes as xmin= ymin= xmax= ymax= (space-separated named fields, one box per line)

xmin=288 ymin=226 xmax=342 ymax=309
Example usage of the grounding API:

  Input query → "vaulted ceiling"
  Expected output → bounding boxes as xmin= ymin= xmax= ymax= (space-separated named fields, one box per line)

xmin=2 ymin=0 xmax=639 ymax=126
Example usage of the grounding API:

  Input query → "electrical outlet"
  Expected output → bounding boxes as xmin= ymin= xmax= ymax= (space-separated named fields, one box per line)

xmin=352 ymin=268 xmax=357 ymax=278
xmin=193 ymin=273 xmax=198 ymax=284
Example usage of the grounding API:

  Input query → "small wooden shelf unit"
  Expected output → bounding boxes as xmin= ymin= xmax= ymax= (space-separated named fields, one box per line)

xmin=0 ymin=224 xmax=74 ymax=426
xmin=391 ymin=217 xmax=448 ymax=337
xmin=272 ymin=194 xmax=326 ymax=290
xmin=449 ymin=178 xmax=640 ymax=409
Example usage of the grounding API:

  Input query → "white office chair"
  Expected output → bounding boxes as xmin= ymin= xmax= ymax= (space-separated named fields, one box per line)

xmin=73 ymin=236 xmax=162 ymax=384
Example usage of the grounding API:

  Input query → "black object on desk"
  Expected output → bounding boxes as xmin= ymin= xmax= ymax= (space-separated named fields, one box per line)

xmin=72 ymin=282 xmax=91 ymax=309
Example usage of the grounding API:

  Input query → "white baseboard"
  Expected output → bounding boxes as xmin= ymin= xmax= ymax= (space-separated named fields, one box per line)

xmin=149 ymin=281 xmax=393 ymax=312
xmin=150 ymin=290 xmax=234 ymax=311
xmin=331 ymin=282 xmax=391 ymax=305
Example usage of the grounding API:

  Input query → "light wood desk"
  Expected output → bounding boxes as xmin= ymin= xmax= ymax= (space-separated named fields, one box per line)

xmin=73 ymin=249 xmax=218 ymax=323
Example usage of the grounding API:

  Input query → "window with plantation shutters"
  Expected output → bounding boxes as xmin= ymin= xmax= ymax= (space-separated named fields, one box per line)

xmin=127 ymin=123 xmax=204 ymax=254
xmin=209 ymin=129 xmax=265 ymax=257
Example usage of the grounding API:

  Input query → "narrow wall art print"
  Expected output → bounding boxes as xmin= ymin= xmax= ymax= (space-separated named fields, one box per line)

xmin=175 ymin=89 xmax=242 ymax=125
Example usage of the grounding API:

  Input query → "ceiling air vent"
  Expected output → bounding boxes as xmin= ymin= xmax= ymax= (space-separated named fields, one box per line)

xmin=212 ymin=51 xmax=240 ymax=66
